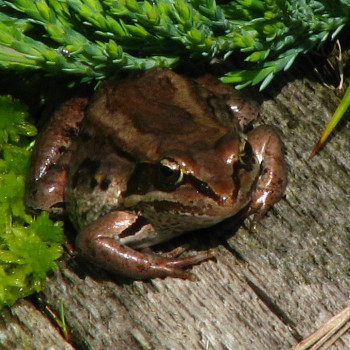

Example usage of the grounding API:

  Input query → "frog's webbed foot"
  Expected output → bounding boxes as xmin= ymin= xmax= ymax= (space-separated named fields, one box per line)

xmin=153 ymin=244 xmax=190 ymax=258
xmin=75 ymin=211 xmax=216 ymax=280
xmin=26 ymin=98 xmax=89 ymax=215
xmin=247 ymin=125 xmax=288 ymax=227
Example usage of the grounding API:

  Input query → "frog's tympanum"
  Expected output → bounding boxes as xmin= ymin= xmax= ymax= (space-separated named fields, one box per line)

xmin=26 ymin=68 xmax=287 ymax=280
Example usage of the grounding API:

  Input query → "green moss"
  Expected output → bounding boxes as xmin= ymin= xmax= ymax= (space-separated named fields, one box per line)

xmin=0 ymin=96 xmax=64 ymax=309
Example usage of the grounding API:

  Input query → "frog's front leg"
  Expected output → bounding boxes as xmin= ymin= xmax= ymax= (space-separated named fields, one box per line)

xmin=247 ymin=125 xmax=288 ymax=224
xmin=26 ymin=98 xmax=88 ymax=215
xmin=75 ymin=211 xmax=216 ymax=280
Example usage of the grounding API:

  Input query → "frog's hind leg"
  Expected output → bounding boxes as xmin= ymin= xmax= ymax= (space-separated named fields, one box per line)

xmin=26 ymin=98 xmax=89 ymax=216
xmin=75 ymin=211 xmax=216 ymax=280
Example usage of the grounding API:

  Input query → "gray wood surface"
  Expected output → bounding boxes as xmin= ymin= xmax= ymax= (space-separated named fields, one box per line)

xmin=1 ymin=56 xmax=350 ymax=350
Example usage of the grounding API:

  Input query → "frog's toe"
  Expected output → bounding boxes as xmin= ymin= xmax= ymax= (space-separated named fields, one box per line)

xmin=150 ymin=248 xmax=216 ymax=280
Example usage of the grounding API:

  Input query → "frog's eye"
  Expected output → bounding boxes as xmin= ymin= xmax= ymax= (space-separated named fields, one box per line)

xmin=158 ymin=157 xmax=184 ymax=189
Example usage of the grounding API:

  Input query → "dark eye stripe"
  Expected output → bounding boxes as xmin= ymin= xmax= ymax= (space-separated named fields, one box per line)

xmin=184 ymin=174 xmax=221 ymax=202
xmin=124 ymin=163 xmax=221 ymax=202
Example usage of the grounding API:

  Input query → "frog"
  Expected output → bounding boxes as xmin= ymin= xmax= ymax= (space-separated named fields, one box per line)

xmin=26 ymin=67 xmax=287 ymax=280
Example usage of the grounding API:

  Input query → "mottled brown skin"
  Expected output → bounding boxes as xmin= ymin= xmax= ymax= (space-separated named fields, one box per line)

xmin=26 ymin=68 xmax=287 ymax=280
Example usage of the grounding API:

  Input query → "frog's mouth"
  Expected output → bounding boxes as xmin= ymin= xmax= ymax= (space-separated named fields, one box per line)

xmin=123 ymin=188 xmax=249 ymax=220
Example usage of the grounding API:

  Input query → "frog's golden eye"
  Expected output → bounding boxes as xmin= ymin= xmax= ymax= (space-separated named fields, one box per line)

xmin=158 ymin=157 xmax=184 ymax=188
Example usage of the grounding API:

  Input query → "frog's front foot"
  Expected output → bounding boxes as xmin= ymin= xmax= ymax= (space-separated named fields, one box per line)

xmin=247 ymin=125 xmax=288 ymax=225
xmin=75 ymin=211 xmax=216 ymax=280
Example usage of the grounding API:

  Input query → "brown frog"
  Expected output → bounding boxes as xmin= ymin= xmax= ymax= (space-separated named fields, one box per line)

xmin=26 ymin=68 xmax=287 ymax=280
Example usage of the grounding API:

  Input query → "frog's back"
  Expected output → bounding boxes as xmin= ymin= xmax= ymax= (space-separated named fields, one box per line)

xmin=86 ymin=68 xmax=232 ymax=163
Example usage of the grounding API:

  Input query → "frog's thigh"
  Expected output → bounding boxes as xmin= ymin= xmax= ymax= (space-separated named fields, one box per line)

xmin=75 ymin=211 xmax=215 ymax=280
xmin=247 ymin=125 xmax=288 ymax=223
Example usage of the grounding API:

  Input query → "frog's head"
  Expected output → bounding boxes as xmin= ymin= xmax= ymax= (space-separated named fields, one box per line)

xmin=123 ymin=132 xmax=260 ymax=232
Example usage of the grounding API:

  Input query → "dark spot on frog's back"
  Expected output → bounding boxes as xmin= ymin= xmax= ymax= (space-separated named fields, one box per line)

xmin=100 ymin=178 xmax=111 ymax=191
xmin=58 ymin=146 xmax=67 ymax=153
xmin=72 ymin=158 xmax=101 ymax=188
xmin=50 ymin=201 xmax=66 ymax=210
xmin=79 ymin=158 xmax=101 ymax=173
xmin=90 ymin=177 xmax=98 ymax=189
xmin=63 ymin=126 xmax=80 ymax=139
xmin=80 ymin=132 xmax=92 ymax=142
xmin=131 ymin=107 xmax=196 ymax=135
xmin=46 ymin=162 xmax=70 ymax=178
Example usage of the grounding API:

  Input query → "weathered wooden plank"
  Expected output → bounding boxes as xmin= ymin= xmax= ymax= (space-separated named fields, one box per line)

xmin=1 ymin=55 xmax=350 ymax=350
xmin=0 ymin=300 xmax=74 ymax=350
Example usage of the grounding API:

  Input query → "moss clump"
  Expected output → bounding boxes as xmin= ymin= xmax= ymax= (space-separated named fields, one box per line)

xmin=0 ymin=95 xmax=64 ymax=309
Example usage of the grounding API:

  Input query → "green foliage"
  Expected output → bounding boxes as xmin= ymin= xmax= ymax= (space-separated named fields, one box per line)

xmin=0 ymin=96 xmax=37 ymax=144
xmin=0 ymin=96 xmax=64 ymax=309
xmin=0 ymin=0 xmax=348 ymax=89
